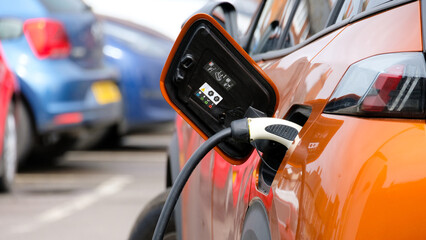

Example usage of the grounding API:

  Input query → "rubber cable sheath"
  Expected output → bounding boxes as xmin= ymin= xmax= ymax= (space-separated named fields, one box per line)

xmin=153 ymin=128 xmax=232 ymax=240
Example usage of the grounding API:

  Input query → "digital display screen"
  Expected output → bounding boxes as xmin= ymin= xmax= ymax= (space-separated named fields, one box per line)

xmin=203 ymin=60 xmax=236 ymax=91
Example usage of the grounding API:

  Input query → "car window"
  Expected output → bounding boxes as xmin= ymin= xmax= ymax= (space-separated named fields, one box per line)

xmin=334 ymin=0 xmax=394 ymax=24
xmin=39 ymin=0 xmax=89 ymax=13
xmin=361 ymin=0 xmax=392 ymax=11
xmin=0 ymin=19 xmax=22 ymax=40
xmin=249 ymin=0 xmax=337 ymax=55
xmin=231 ymin=0 xmax=262 ymax=34
xmin=288 ymin=0 xmax=337 ymax=46
xmin=249 ymin=0 xmax=297 ymax=54
xmin=335 ymin=0 xmax=362 ymax=22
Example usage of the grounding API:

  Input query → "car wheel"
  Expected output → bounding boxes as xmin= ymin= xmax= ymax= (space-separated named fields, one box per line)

xmin=74 ymin=125 xmax=122 ymax=150
xmin=128 ymin=188 xmax=177 ymax=240
xmin=0 ymin=103 xmax=18 ymax=192
xmin=28 ymin=135 xmax=77 ymax=166
xmin=16 ymin=101 xmax=34 ymax=164
xmin=95 ymin=124 xmax=122 ymax=149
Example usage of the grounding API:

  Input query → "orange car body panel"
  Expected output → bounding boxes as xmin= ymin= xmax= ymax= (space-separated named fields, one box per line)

xmin=176 ymin=1 xmax=424 ymax=239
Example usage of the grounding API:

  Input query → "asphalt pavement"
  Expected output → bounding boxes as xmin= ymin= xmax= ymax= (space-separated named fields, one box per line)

xmin=0 ymin=132 xmax=173 ymax=240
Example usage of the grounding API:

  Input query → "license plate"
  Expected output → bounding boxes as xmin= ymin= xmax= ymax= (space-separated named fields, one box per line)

xmin=91 ymin=81 xmax=121 ymax=105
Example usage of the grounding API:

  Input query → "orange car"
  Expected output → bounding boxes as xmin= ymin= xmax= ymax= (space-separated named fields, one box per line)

xmin=131 ymin=0 xmax=426 ymax=239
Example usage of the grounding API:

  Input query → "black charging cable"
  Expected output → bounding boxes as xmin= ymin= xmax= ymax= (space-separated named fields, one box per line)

xmin=152 ymin=117 xmax=301 ymax=240
xmin=152 ymin=127 xmax=233 ymax=240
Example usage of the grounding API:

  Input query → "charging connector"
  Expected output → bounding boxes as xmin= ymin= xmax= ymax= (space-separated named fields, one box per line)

xmin=247 ymin=117 xmax=302 ymax=147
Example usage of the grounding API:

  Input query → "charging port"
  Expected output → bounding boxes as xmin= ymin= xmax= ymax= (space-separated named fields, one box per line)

xmin=257 ymin=105 xmax=311 ymax=194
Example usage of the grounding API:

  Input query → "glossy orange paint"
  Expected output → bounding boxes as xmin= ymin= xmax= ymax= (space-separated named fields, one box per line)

xmin=176 ymin=1 xmax=425 ymax=239
xmin=264 ymin=2 xmax=423 ymax=239
xmin=286 ymin=114 xmax=426 ymax=239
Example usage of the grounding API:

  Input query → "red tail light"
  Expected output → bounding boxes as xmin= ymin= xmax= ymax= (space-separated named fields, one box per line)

xmin=361 ymin=65 xmax=404 ymax=112
xmin=324 ymin=52 xmax=426 ymax=118
xmin=23 ymin=18 xmax=70 ymax=59
xmin=53 ymin=112 xmax=83 ymax=125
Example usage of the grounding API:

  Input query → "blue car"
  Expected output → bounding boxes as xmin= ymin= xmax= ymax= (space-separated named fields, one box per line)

xmin=0 ymin=0 xmax=122 ymax=163
xmin=99 ymin=15 xmax=176 ymax=134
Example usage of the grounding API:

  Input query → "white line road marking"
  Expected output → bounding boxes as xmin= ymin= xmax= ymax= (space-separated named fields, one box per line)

xmin=9 ymin=175 xmax=133 ymax=235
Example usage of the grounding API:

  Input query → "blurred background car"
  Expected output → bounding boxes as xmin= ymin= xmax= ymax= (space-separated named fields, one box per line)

xmin=0 ymin=0 xmax=122 ymax=164
xmin=0 ymin=42 xmax=18 ymax=192
xmin=99 ymin=15 xmax=176 ymax=138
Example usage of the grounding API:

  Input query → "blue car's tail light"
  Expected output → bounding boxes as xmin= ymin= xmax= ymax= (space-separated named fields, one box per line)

xmin=324 ymin=52 xmax=426 ymax=118
xmin=53 ymin=112 xmax=83 ymax=125
xmin=23 ymin=18 xmax=70 ymax=59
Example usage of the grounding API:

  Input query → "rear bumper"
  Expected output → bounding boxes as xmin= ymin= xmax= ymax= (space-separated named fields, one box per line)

xmin=15 ymin=58 xmax=122 ymax=134
xmin=41 ymin=101 xmax=122 ymax=134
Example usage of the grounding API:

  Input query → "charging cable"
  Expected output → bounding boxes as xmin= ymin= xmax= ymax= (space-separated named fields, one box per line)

xmin=152 ymin=117 xmax=302 ymax=240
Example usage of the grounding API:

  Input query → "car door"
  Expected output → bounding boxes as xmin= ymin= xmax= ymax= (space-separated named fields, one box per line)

xmin=208 ymin=0 xmax=343 ymax=239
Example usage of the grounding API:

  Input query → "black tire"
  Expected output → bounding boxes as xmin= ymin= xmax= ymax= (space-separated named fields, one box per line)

xmin=29 ymin=135 xmax=77 ymax=166
xmin=74 ymin=125 xmax=122 ymax=150
xmin=129 ymin=188 xmax=177 ymax=240
xmin=16 ymin=101 xmax=34 ymax=164
xmin=0 ymin=103 xmax=18 ymax=192
xmin=93 ymin=124 xmax=122 ymax=149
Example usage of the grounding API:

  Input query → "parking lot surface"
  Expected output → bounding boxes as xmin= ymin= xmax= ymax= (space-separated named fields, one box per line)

xmin=0 ymin=132 xmax=172 ymax=240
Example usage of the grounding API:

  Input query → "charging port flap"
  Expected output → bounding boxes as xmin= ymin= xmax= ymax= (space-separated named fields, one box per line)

xmin=161 ymin=14 xmax=279 ymax=164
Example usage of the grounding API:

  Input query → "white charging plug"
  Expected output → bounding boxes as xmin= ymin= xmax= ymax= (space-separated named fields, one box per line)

xmin=247 ymin=117 xmax=302 ymax=148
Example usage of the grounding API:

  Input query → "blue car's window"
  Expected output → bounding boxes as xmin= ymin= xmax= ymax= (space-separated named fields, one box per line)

xmin=39 ymin=0 xmax=89 ymax=13
xmin=0 ymin=19 xmax=22 ymax=40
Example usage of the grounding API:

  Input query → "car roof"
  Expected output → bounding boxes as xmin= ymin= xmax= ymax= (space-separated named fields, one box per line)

xmin=96 ymin=14 xmax=173 ymax=43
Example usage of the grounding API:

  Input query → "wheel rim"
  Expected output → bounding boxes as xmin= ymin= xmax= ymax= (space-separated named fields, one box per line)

xmin=3 ymin=109 xmax=17 ymax=185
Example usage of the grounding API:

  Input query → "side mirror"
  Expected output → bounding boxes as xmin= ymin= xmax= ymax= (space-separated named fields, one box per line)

xmin=188 ymin=2 xmax=239 ymax=40
xmin=161 ymin=14 xmax=278 ymax=164
xmin=0 ymin=18 xmax=23 ymax=40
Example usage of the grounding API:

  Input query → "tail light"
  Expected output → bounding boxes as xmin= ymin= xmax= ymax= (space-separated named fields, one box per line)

xmin=23 ymin=18 xmax=70 ymax=59
xmin=324 ymin=52 xmax=426 ymax=118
